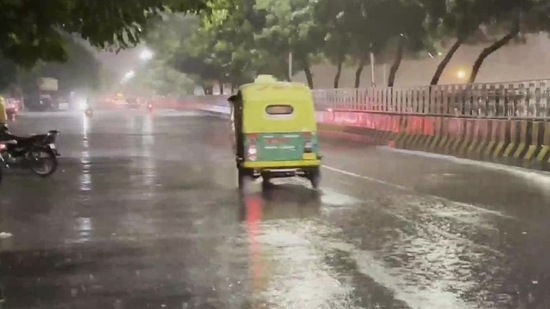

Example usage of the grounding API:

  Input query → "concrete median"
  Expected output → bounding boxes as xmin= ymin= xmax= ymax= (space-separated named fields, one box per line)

xmin=185 ymin=99 xmax=549 ymax=171
xmin=503 ymin=120 xmax=520 ymax=158
xmin=489 ymin=120 xmax=509 ymax=158
xmin=513 ymin=121 xmax=530 ymax=159
xmin=428 ymin=117 xmax=444 ymax=152
xmin=524 ymin=121 xmax=542 ymax=161
xmin=536 ymin=122 xmax=550 ymax=162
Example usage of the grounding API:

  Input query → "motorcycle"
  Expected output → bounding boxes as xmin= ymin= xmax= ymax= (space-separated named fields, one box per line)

xmin=0 ymin=130 xmax=60 ymax=178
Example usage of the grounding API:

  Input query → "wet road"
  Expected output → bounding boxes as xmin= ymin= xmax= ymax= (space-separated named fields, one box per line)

xmin=1 ymin=110 xmax=550 ymax=309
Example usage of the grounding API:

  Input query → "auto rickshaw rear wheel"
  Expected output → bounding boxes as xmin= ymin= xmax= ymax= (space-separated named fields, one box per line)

xmin=238 ymin=167 xmax=250 ymax=189
xmin=261 ymin=173 xmax=271 ymax=189
xmin=309 ymin=167 xmax=321 ymax=189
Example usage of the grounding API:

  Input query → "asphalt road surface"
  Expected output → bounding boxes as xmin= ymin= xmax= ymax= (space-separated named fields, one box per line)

xmin=1 ymin=110 xmax=550 ymax=309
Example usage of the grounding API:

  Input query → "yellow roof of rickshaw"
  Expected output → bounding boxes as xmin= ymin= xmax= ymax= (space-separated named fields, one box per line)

xmin=238 ymin=75 xmax=312 ymax=101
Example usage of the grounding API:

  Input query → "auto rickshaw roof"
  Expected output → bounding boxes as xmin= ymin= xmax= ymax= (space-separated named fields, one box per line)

xmin=238 ymin=75 xmax=311 ymax=101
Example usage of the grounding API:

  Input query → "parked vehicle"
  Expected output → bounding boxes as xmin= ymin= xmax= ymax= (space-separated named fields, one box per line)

xmin=229 ymin=75 xmax=322 ymax=189
xmin=0 ymin=129 xmax=60 ymax=177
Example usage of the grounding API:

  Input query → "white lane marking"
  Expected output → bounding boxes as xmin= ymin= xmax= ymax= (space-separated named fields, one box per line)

xmin=261 ymin=220 xmax=473 ymax=309
xmin=381 ymin=146 xmax=550 ymax=186
xmin=380 ymin=208 xmax=504 ymax=257
xmin=255 ymin=226 xmax=356 ymax=309
xmin=322 ymin=165 xmax=408 ymax=190
xmin=0 ymin=232 xmax=13 ymax=239
xmin=347 ymin=245 xmax=472 ymax=309
xmin=318 ymin=167 xmax=506 ymax=257
xmin=322 ymin=165 xmax=516 ymax=220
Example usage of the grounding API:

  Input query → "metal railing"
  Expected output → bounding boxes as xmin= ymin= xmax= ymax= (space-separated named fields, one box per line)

xmin=182 ymin=79 xmax=550 ymax=120
xmin=312 ymin=80 xmax=550 ymax=119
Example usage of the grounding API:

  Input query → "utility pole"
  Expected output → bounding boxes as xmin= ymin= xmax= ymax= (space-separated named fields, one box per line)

xmin=370 ymin=51 xmax=375 ymax=87
xmin=288 ymin=52 xmax=293 ymax=82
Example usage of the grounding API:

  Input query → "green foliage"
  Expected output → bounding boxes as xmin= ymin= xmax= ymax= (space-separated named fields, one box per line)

xmin=143 ymin=0 xmax=550 ymax=89
xmin=0 ymin=0 xmax=208 ymax=67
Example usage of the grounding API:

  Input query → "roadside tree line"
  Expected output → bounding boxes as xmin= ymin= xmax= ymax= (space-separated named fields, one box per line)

xmin=144 ymin=0 xmax=550 ymax=91
xmin=0 ymin=0 xmax=549 ymax=94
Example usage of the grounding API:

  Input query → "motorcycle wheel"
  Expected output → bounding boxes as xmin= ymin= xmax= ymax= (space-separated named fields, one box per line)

xmin=30 ymin=148 xmax=58 ymax=177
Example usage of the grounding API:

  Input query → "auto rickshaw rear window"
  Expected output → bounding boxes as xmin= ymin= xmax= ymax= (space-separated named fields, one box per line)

xmin=266 ymin=105 xmax=294 ymax=115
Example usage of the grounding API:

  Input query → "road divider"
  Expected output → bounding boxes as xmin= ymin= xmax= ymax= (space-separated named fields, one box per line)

xmin=181 ymin=97 xmax=550 ymax=170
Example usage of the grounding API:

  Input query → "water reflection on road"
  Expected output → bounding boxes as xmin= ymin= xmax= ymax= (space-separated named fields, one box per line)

xmin=1 ymin=112 xmax=550 ymax=309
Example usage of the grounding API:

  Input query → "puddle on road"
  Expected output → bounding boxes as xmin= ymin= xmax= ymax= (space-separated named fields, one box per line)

xmin=234 ymin=182 xmax=523 ymax=309
xmin=320 ymin=188 xmax=361 ymax=207
xmin=73 ymin=217 xmax=93 ymax=243
xmin=80 ymin=115 xmax=92 ymax=192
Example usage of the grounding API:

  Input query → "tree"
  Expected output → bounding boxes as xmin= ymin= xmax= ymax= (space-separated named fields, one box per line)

xmin=146 ymin=2 xmax=269 ymax=91
xmin=468 ymin=0 xmax=550 ymax=83
xmin=369 ymin=0 xmax=429 ymax=87
xmin=468 ymin=13 xmax=520 ymax=83
xmin=342 ymin=0 xmax=376 ymax=88
xmin=313 ymin=0 xmax=352 ymax=88
xmin=197 ymin=0 xmax=265 ymax=87
xmin=0 ymin=0 xmax=208 ymax=67
xmin=142 ymin=13 xmax=220 ymax=92
xmin=254 ymin=0 xmax=325 ymax=88
xmin=422 ymin=0 xmax=496 ymax=85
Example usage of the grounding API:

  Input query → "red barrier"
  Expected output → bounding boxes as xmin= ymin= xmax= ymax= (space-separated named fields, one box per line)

xmin=446 ymin=118 xmax=465 ymax=138
xmin=474 ymin=119 xmax=490 ymax=140
xmin=492 ymin=120 xmax=509 ymax=142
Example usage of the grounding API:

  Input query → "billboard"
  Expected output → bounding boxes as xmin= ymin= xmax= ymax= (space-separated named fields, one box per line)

xmin=38 ymin=77 xmax=58 ymax=91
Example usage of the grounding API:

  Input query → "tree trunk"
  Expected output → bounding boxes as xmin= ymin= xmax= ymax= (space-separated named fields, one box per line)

xmin=430 ymin=37 xmax=465 ymax=85
xmin=468 ymin=17 xmax=520 ymax=83
xmin=285 ymin=67 xmax=291 ymax=82
xmin=333 ymin=45 xmax=346 ymax=88
xmin=302 ymin=56 xmax=314 ymax=89
xmin=354 ymin=54 xmax=367 ymax=88
xmin=388 ymin=35 xmax=406 ymax=87
xmin=334 ymin=58 xmax=344 ymax=88
xmin=203 ymin=86 xmax=213 ymax=95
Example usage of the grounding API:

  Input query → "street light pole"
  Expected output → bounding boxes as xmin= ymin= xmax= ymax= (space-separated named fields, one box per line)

xmin=370 ymin=51 xmax=375 ymax=87
xmin=288 ymin=52 xmax=293 ymax=82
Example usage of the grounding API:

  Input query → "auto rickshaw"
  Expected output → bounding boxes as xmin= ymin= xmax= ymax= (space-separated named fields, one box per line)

xmin=229 ymin=75 xmax=322 ymax=189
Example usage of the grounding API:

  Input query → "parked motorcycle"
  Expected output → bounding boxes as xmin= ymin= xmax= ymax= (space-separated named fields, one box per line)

xmin=0 ymin=130 xmax=60 ymax=177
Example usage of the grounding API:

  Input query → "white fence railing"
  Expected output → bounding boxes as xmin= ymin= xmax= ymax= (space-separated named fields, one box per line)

xmin=184 ymin=79 xmax=550 ymax=119
xmin=312 ymin=80 xmax=550 ymax=119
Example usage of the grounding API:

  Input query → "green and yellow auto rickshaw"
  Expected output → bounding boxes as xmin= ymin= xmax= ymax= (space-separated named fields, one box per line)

xmin=228 ymin=75 xmax=322 ymax=189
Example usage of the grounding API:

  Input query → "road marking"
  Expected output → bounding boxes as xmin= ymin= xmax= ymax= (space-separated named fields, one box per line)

xmin=381 ymin=146 xmax=550 ymax=186
xmin=0 ymin=232 xmax=13 ymax=239
xmin=322 ymin=164 xmax=516 ymax=220
xmin=322 ymin=165 xmax=408 ymax=190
